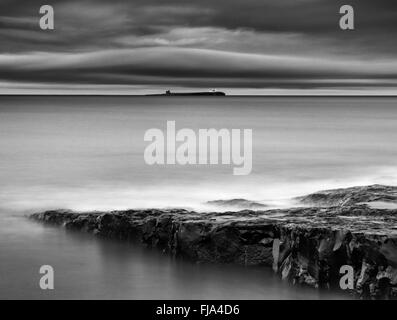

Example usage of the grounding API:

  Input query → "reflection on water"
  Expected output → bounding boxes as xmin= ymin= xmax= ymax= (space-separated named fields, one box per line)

xmin=0 ymin=215 xmax=347 ymax=299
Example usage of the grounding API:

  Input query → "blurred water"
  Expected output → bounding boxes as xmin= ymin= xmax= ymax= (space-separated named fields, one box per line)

xmin=0 ymin=214 xmax=347 ymax=300
xmin=0 ymin=95 xmax=395 ymax=299
xmin=0 ymin=96 xmax=396 ymax=211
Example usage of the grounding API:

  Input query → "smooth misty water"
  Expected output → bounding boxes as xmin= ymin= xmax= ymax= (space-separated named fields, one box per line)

xmin=0 ymin=214 xmax=346 ymax=300
xmin=0 ymin=96 xmax=396 ymax=299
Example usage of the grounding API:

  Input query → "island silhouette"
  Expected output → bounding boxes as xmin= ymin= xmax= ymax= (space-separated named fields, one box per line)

xmin=147 ymin=89 xmax=226 ymax=96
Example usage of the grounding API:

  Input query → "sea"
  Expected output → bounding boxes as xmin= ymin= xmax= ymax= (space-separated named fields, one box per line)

xmin=0 ymin=95 xmax=396 ymax=299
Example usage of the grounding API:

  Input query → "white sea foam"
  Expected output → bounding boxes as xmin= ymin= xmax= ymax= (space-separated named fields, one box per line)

xmin=0 ymin=166 xmax=396 ymax=214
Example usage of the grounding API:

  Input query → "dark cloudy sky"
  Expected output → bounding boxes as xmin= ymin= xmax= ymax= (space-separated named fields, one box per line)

xmin=1 ymin=0 xmax=397 ymax=94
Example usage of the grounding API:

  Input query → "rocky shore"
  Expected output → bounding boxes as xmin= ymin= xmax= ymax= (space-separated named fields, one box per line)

xmin=30 ymin=185 xmax=397 ymax=299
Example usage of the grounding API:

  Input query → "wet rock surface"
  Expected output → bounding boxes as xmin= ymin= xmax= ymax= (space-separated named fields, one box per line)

xmin=297 ymin=184 xmax=397 ymax=207
xmin=30 ymin=185 xmax=397 ymax=299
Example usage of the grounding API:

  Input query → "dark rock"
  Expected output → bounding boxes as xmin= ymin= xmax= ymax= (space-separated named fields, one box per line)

xmin=30 ymin=185 xmax=397 ymax=299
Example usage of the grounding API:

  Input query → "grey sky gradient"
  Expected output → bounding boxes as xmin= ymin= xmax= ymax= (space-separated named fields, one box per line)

xmin=1 ymin=0 xmax=397 ymax=94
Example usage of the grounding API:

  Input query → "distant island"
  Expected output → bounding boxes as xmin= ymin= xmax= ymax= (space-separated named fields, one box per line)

xmin=147 ymin=90 xmax=226 ymax=96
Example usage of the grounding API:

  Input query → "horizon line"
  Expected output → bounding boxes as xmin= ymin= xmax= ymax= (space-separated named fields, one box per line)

xmin=2 ymin=94 xmax=397 ymax=98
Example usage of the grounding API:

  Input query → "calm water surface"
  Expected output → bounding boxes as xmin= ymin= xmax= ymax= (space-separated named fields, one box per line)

xmin=0 ymin=96 xmax=396 ymax=299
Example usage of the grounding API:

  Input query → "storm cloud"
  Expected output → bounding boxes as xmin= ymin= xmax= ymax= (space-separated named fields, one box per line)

xmin=1 ymin=0 xmax=397 ymax=94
